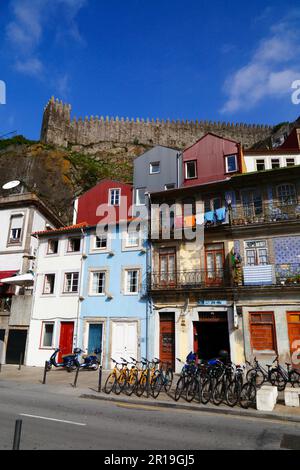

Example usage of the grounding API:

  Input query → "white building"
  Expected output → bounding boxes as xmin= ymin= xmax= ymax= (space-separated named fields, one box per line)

xmin=244 ymin=149 xmax=300 ymax=173
xmin=0 ymin=192 xmax=61 ymax=365
xmin=25 ymin=224 xmax=87 ymax=367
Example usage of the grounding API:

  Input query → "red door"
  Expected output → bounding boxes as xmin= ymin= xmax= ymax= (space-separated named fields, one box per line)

xmin=58 ymin=322 xmax=74 ymax=363
xmin=159 ymin=313 xmax=175 ymax=370
xmin=287 ymin=312 xmax=300 ymax=368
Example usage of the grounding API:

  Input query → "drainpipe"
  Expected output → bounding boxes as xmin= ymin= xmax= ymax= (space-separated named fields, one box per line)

xmin=75 ymin=228 xmax=86 ymax=350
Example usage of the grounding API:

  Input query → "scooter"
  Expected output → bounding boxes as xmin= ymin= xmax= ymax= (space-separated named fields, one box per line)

xmin=75 ymin=348 xmax=102 ymax=370
xmin=46 ymin=348 xmax=81 ymax=372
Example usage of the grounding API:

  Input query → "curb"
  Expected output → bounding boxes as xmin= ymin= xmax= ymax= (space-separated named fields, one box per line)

xmin=80 ymin=393 xmax=300 ymax=424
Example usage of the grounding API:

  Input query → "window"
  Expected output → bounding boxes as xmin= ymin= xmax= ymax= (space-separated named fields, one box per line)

xmin=185 ymin=161 xmax=197 ymax=179
xmin=47 ymin=239 xmax=59 ymax=254
xmin=286 ymin=158 xmax=295 ymax=167
xmin=90 ymin=271 xmax=106 ymax=295
xmin=250 ymin=312 xmax=276 ymax=352
xmin=67 ymin=237 xmax=81 ymax=253
xmin=126 ymin=230 xmax=140 ymax=248
xmin=256 ymin=159 xmax=265 ymax=171
xmin=125 ymin=269 xmax=139 ymax=294
xmin=95 ymin=235 xmax=107 ymax=249
xmin=225 ymin=154 xmax=238 ymax=173
xmin=204 ymin=197 xmax=222 ymax=212
xmin=271 ymin=159 xmax=280 ymax=169
xmin=241 ymin=189 xmax=263 ymax=217
xmin=277 ymin=184 xmax=297 ymax=205
xmin=43 ymin=274 xmax=55 ymax=295
xmin=136 ymin=188 xmax=146 ymax=205
xmin=165 ymin=184 xmax=176 ymax=190
xmin=109 ymin=188 xmax=121 ymax=206
xmin=9 ymin=214 xmax=23 ymax=243
xmin=150 ymin=162 xmax=160 ymax=174
xmin=63 ymin=272 xmax=79 ymax=293
xmin=41 ymin=323 xmax=54 ymax=348
xmin=245 ymin=240 xmax=268 ymax=266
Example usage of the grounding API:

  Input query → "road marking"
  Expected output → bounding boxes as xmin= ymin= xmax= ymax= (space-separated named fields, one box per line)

xmin=20 ymin=414 xmax=86 ymax=427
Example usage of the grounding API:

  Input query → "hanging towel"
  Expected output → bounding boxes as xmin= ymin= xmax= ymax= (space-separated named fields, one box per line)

xmin=216 ymin=207 xmax=226 ymax=222
xmin=204 ymin=211 xmax=215 ymax=223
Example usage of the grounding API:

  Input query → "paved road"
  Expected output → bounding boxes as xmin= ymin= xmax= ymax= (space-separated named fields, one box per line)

xmin=0 ymin=380 xmax=300 ymax=450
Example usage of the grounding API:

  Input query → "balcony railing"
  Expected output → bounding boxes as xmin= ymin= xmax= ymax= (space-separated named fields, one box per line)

xmin=149 ymin=264 xmax=300 ymax=290
xmin=231 ymin=203 xmax=300 ymax=226
xmin=0 ymin=297 xmax=12 ymax=313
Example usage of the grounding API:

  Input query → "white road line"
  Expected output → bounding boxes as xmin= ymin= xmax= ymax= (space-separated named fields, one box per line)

xmin=20 ymin=414 xmax=86 ymax=427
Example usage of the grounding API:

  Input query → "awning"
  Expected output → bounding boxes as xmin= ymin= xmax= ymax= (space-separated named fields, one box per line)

xmin=0 ymin=271 xmax=18 ymax=286
xmin=1 ymin=272 xmax=34 ymax=287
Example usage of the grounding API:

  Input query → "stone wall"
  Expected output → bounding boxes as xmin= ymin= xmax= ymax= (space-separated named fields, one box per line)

xmin=41 ymin=97 xmax=274 ymax=151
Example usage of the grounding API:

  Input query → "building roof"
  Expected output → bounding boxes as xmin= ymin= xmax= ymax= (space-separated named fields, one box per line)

xmin=183 ymin=132 xmax=240 ymax=153
xmin=33 ymin=222 xmax=88 ymax=237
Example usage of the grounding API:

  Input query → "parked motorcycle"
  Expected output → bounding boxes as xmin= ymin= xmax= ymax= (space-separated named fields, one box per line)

xmin=75 ymin=348 xmax=102 ymax=370
xmin=46 ymin=348 xmax=81 ymax=372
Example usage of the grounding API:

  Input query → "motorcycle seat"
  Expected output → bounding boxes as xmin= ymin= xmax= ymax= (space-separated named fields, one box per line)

xmin=62 ymin=354 xmax=76 ymax=359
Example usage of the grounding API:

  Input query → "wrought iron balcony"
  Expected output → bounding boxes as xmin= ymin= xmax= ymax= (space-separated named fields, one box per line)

xmin=148 ymin=264 xmax=300 ymax=291
xmin=231 ymin=202 xmax=300 ymax=226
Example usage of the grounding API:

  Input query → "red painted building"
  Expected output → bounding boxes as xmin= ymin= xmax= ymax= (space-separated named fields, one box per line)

xmin=75 ymin=179 xmax=133 ymax=226
xmin=280 ymin=127 xmax=300 ymax=150
xmin=182 ymin=133 xmax=242 ymax=187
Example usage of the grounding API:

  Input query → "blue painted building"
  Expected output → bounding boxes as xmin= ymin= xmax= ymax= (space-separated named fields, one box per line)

xmin=78 ymin=222 xmax=148 ymax=369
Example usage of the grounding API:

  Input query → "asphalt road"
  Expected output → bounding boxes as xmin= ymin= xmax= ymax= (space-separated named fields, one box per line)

xmin=0 ymin=379 xmax=300 ymax=450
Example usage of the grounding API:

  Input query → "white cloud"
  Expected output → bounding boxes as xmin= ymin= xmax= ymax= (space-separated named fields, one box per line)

xmin=6 ymin=0 xmax=88 ymax=78
xmin=221 ymin=12 xmax=300 ymax=114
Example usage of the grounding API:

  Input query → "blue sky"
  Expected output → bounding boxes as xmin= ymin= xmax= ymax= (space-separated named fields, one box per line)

xmin=0 ymin=0 xmax=300 ymax=140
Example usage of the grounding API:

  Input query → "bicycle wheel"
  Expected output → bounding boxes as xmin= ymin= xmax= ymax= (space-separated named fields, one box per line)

xmin=201 ymin=379 xmax=212 ymax=405
xmin=225 ymin=381 xmax=240 ymax=407
xmin=151 ymin=374 xmax=164 ymax=399
xmin=269 ymin=369 xmax=286 ymax=391
xmin=290 ymin=370 xmax=300 ymax=388
xmin=136 ymin=373 xmax=147 ymax=397
xmin=115 ymin=373 xmax=127 ymax=395
xmin=239 ymin=382 xmax=256 ymax=409
xmin=185 ymin=378 xmax=199 ymax=403
xmin=104 ymin=373 xmax=116 ymax=394
xmin=164 ymin=369 xmax=174 ymax=393
xmin=124 ymin=371 xmax=138 ymax=396
xmin=246 ymin=368 xmax=264 ymax=387
xmin=174 ymin=377 xmax=185 ymax=402
xmin=212 ymin=380 xmax=224 ymax=406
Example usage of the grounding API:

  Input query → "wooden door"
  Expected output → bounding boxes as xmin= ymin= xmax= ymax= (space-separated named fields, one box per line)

xmin=111 ymin=322 xmax=138 ymax=366
xmin=159 ymin=249 xmax=176 ymax=287
xmin=205 ymin=244 xmax=224 ymax=286
xmin=159 ymin=313 xmax=175 ymax=370
xmin=58 ymin=322 xmax=74 ymax=362
xmin=88 ymin=324 xmax=103 ymax=354
xmin=287 ymin=312 xmax=300 ymax=368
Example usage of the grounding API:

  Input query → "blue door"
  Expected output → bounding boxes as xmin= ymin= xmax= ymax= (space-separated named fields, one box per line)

xmin=88 ymin=324 xmax=103 ymax=354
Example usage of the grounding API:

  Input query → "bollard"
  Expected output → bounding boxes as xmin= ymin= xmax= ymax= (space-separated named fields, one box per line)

xmin=73 ymin=366 xmax=80 ymax=388
xmin=98 ymin=365 xmax=103 ymax=393
xmin=42 ymin=361 xmax=48 ymax=385
xmin=12 ymin=420 xmax=22 ymax=450
xmin=18 ymin=353 xmax=23 ymax=371
xmin=146 ymin=367 xmax=150 ymax=399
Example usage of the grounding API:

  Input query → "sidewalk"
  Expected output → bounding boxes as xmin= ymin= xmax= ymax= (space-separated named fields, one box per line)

xmin=1 ymin=365 xmax=300 ymax=424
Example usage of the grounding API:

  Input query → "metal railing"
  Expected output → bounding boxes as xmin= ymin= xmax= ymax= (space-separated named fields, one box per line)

xmin=0 ymin=297 xmax=12 ymax=312
xmin=231 ymin=202 xmax=300 ymax=226
xmin=149 ymin=270 xmax=231 ymax=290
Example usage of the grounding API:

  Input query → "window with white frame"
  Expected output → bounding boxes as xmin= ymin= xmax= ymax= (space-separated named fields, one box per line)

xmin=43 ymin=274 xmax=55 ymax=294
xmin=185 ymin=161 xmax=197 ymax=179
xmin=47 ymin=239 xmax=59 ymax=254
xmin=225 ymin=154 xmax=238 ymax=173
xmin=63 ymin=272 xmax=79 ymax=293
xmin=271 ymin=158 xmax=280 ymax=169
xmin=136 ymin=188 xmax=146 ymax=205
xmin=109 ymin=188 xmax=121 ymax=206
xmin=95 ymin=234 xmax=108 ymax=250
xmin=41 ymin=322 xmax=54 ymax=348
xmin=150 ymin=162 xmax=160 ymax=174
xmin=245 ymin=240 xmax=268 ymax=266
xmin=126 ymin=229 xmax=140 ymax=248
xmin=256 ymin=159 xmax=265 ymax=171
xmin=286 ymin=158 xmax=295 ymax=167
xmin=125 ymin=269 xmax=139 ymax=294
xmin=90 ymin=271 xmax=106 ymax=295
xmin=67 ymin=237 xmax=81 ymax=252
xmin=8 ymin=214 xmax=23 ymax=243
xmin=165 ymin=183 xmax=176 ymax=190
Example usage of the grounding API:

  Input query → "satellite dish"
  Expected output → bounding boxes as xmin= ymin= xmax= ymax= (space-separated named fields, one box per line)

xmin=2 ymin=180 xmax=21 ymax=190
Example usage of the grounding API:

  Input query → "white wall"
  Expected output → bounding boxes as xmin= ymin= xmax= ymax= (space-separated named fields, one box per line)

xmin=244 ymin=153 xmax=300 ymax=173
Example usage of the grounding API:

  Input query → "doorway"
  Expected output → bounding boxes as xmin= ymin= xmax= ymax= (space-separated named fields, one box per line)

xmin=193 ymin=312 xmax=230 ymax=360
xmin=159 ymin=312 xmax=175 ymax=370
xmin=88 ymin=323 xmax=103 ymax=355
xmin=6 ymin=329 xmax=27 ymax=364
xmin=58 ymin=322 xmax=74 ymax=363
xmin=287 ymin=312 xmax=300 ymax=368
xmin=205 ymin=244 xmax=225 ymax=286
